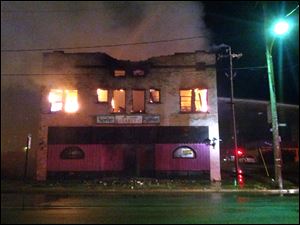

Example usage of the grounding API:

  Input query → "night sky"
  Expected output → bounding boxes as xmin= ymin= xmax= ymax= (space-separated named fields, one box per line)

xmin=1 ymin=1 xmax=299 ymax=174
xmin=203 ymin=1 xmax=299 ymax=104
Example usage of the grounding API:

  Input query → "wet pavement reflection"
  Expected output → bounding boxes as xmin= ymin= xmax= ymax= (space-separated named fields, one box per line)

xmin=2 ymin=193 xmax=299 ymax=224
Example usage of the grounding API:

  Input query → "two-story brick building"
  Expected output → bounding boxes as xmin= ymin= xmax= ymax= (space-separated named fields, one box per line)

xmin=36 ymin=50 xmax=221 ymax=181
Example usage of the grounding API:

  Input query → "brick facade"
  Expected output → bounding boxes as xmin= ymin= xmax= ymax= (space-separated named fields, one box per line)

xmin=36 ymin=51 xmax=221 ymax=181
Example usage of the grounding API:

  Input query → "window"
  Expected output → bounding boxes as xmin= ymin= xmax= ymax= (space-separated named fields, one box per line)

xmin=114 ymin=69 xmax=126 ymax=77
xmin=133 ymin=69 xmax=145 ymax=76
xmin=64 ymin=90 xmax=79 ymax=113
xmin=60 ymin=146 xmax=85 ymax=159
xmin=48 ymin=89 xmax=79 ymax=113
xmin=112 ymin=89 xmax=126 ymax=113
xmin=180 ymin=90 xmax=192 ymax=112
xmin=180 ymin=88 xmax=208 ymax=112
xmin=149 ymin=89 xmax=160 ymax=103
xmin=132 ymin=90 xmax=145 ymax=113
xmin=97 ymin=88 xmax=108 ymax=103
xmin=48 ymin=89 xmax=63 ymax=112
xmin=173 ymin=146 xmax=196 ymax=159
xmin=194 ymin=89 xmax=208 ymax=112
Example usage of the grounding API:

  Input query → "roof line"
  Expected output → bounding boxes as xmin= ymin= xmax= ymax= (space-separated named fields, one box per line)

xmin=218 ymin=97 xmax=299 ymax=108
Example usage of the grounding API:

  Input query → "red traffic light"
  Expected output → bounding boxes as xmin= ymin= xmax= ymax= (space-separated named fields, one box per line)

xmin=237 ymin=168 xmax=244 ymax=187
xmin=236 ymin=148 xmax=244 ymax=157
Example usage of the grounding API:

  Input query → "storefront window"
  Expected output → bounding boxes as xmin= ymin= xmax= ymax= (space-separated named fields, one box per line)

xmin=173 ymin=146 xmax=196 ymax=158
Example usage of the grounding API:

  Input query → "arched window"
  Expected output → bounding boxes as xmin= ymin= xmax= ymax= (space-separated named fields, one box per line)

xmin=60 ymin=146 xmax=85 ymax=160
xmin=173 ymin=146 xmax=196 ymax=159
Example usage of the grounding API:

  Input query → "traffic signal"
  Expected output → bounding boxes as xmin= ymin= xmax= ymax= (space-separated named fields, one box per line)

xmin=237 ymin=168 xmax=244 ymax=187
xmin=236 ymin=148 xmax=244 ymax=157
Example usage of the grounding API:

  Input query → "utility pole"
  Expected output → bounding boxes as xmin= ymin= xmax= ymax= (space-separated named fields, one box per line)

xmin=218 ymin=44 xmax=242 ymax=185
xmin=228 ymin=46 xmax=239 ymax=185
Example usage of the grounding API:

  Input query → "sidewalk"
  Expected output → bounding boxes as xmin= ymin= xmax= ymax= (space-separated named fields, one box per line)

xmin=2 ymin=177 xmax=299 ymax=194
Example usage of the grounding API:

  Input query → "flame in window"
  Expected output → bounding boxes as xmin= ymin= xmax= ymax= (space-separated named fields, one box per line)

xmin=64 ymin=90 xmax=79 ymax=113
xmin=111 ymin=98 xmax=115 ymax=110
xmin=97 ymin=88 xmax=108 ymax=102
xmin=195 ymin=89 xmax=208 ymax=112
xmin=49 ymin=89 xmax=63 ymax=112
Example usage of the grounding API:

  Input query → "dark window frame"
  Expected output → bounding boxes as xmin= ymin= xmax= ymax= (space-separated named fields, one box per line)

xmin=96 ymin=88 xmax=109 ymax=103
xmin=132 ymin=69 xmax=146 ymax=77
xmin=113 ymin=69 xmax=126 ymax=77
xmin=111 ymin=88 xmax=126 ymax=113
xmin=179 ymin=88 xmax=208 ymax=113
xmin=131 ymin=89 xmax=146 ymax=113
xmin=149 ymin=88 xmax=161 ymax=104
xmin=60 ymin=146 xmax=85 ymax=160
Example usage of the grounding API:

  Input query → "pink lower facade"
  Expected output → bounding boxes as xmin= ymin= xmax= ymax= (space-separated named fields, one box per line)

xmin=47 ymin=143 xmax=210 ymax=174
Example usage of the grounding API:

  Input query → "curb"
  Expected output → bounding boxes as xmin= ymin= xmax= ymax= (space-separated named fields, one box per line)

xmin=2 ymin=188 xmax=298 ymax=195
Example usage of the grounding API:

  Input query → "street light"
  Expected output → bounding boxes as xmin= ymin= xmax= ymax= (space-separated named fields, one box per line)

xmin=263 ymin=6 xmax=295 ymax=190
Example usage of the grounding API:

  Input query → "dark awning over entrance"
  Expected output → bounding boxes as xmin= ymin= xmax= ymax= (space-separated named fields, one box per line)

xmin=48 ymin=126 xmax=209 ymax=144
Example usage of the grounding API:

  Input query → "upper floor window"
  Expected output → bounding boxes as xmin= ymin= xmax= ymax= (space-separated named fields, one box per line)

xmin=114 ymin=69 xmax=126 ymax=77
xmin=180 ymin=88 xmax=208 ymax=113
xmin=133 ymin=69 xmax=145 ymax=76
xmin=48 ymin=89 xmax=79 ymax=113
xmin=132 ymin=89 xmax=145 ymax=113
xmin=149 ymin=89 xmax=160 ymax=103
xmin=97 ymin=88 xmax=108 ymax=103
xmin=173 ymin=146 xmax=196 ymax=159
xmin=112 ymin=89 xmax=126 ymax=113
xmin=48 ymin=89 xmax=63 ymax=112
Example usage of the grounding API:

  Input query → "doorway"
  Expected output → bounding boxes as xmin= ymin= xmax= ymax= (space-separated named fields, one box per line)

xmin=123 ymin=144 xmax=154 ymax=177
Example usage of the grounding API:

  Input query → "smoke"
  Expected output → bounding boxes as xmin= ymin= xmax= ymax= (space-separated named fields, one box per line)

xmin=1 ymin=1 xmax=212 ymax=178
xmin=2 ymin=1 xmax=211 ymax=85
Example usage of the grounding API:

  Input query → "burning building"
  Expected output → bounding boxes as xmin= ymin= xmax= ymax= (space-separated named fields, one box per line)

xmin=36 ymin=50 xmax=220 ymax=181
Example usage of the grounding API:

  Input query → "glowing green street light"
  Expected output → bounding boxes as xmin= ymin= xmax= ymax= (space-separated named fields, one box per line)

xmin=263 ymin=4 xmax=297 ymax=191
xmin=273 ymin=20 xmax=290 ymax=35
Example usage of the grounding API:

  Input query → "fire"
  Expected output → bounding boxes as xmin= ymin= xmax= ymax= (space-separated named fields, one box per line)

xmin=111 ymin=98 xmax=115 ymax=110
xmin=194 ymin=88 xmax=208 ymax=112
xmin=64 ymin=90 xmax=79 ymax=113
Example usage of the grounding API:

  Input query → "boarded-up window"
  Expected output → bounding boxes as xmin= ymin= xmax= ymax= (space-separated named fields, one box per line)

xmin=132 ymin=90 xmax=145 ymax=113
xmin=112 ymin=89 xmax=126 ymax=113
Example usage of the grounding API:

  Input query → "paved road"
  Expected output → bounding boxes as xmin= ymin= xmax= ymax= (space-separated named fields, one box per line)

xmin=1 ymin=193 xmax=299 ymax=224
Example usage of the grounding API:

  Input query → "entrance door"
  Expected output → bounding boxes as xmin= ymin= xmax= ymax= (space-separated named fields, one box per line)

xmin=124 ymin=147 xmax=137 ymax=177
xmin=124 ymin=144 xmax=154 ymax=177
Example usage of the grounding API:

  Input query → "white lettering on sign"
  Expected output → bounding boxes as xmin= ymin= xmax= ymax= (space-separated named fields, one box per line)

xmin=115 ymin=115 xmax=143 ymax=124
xmin=96 ymin=115 xmax=115 ymax=124
xmin=143 ymin=115 xmax=160 ymax=123
xmin=96 ymin=115 xmax=160 ymax=124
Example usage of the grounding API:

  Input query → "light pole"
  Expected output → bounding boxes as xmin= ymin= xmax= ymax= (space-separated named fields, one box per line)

xmin=264 ymin=34 xmax=283 ymax=190
xmin=263 ymin=4 xmax=298 ymax=190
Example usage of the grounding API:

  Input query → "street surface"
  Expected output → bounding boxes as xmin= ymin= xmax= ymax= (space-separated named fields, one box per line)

xmin=2 ymin=193 xmax=299 ymax=224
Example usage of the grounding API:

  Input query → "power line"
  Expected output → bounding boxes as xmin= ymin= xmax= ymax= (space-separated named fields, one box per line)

xmin=3 ymin=64 xmax=298 ymax=77
xmin=1 ymin=35 xmax=207 ymax=53
xmin=1 ymin=2 xmax=189 ymax=13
